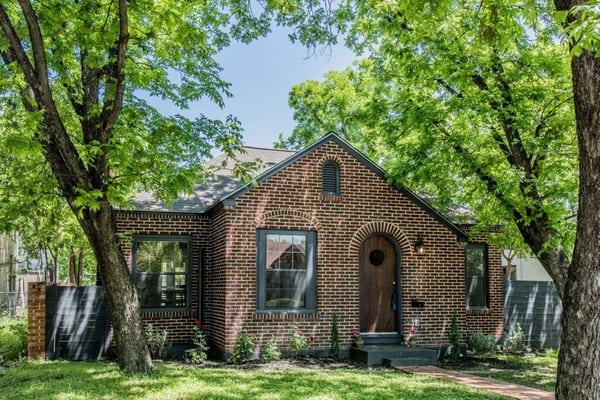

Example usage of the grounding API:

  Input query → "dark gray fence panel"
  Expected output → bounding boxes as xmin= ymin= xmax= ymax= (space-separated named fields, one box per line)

xmin=504 ymin=281 xmax=562 ymax=348
xmin=45 ymin=286 xmax=110 ymax=360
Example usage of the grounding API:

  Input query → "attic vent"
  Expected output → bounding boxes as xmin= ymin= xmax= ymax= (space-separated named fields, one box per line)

xmin=322 ymin=161 xmax=340 ymax=195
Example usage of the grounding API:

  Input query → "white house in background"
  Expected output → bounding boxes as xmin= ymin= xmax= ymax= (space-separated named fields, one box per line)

xmin=502 ymin=250 xmax=552 ymax=281
xmin=0 ymin=233 xmax=43 ymax=315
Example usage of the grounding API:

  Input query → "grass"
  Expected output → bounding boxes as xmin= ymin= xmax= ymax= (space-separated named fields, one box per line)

xmin=453 ymin=349 xmax=558 ymax=392
xmin=0 ymin=360 xmax=511 ymax=400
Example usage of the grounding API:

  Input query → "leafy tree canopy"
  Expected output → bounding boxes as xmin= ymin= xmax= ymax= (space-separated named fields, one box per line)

xmin=277 ymin=0 xmax=578 ymax=256
xmin=0 ymin=0 xmax=281 ymax=215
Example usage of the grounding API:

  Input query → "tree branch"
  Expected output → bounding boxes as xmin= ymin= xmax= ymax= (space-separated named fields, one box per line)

xmin=17 ymin=0 xmax=49 ymax=89
xmin=99 ymin=0 xmax=128 ymax=143
xmin=0 ymin=4 xmax=37 ymax=90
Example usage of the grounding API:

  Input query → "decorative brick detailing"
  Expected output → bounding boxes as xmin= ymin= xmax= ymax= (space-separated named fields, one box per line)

xmin=254 ymin=208 xmax=321 ymax=230
xmin=349 ymin=221 xmax=414 ymax=258
xmin=318 ymin=153 xmax=344 ymax=170
xmin=252 ymin=312 xmax=322 ymax=321
xmin=27 ymin=282 xmax=45 ymax=359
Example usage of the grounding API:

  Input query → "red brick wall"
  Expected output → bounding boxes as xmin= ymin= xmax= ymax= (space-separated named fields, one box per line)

xmin=113 ymin=211 xmax=209 ymax=345
xmin=113 ymin=141 xmax=503 ymax=355
xmin=204 ymin=204 xmax=228 ymax=351
xmin=27 ymin=282 xmax=45 ymax=359
xmin=218 ymin=141 xmax=503 ymax=353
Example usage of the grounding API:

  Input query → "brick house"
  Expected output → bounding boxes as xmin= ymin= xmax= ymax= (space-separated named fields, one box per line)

xmin=116 ymin=132 xmax=503 ymax=360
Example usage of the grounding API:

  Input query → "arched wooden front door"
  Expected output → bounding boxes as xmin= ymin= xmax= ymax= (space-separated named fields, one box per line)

xmin=359 ymin=234 xmax=398 ymax=333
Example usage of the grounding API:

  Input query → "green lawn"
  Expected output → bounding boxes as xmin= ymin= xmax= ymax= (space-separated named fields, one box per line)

xmin=0 ymin=361 xmax=510 ymax=400
xmin=455 ymin=350 xmax=558 ymax=392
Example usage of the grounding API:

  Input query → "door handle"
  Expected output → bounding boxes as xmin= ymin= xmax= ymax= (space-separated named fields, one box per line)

xmin=391 ymin=292 xmax=397 ymax=311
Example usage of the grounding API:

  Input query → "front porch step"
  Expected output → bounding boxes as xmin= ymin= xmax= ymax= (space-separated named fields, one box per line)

xmin=361 ymin=334 xmax=403 ymax=345
xmin=350 ymin=345 xmax=440 ymax=366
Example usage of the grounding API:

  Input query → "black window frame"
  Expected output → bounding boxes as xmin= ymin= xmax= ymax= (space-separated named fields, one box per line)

xmin=132 ymin=235 xmax=192 ymax=312
xmin=465 ymin=243 xmax=489 ymax=310
xmin=256 ymin=229 xmax=317 ymax=313
xmin=322 ymin=160 xmax=340 ymax=195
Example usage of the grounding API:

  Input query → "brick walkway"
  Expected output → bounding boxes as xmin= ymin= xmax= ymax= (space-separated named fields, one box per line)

xmin=395 ymin=366 xmax=555 ymax=400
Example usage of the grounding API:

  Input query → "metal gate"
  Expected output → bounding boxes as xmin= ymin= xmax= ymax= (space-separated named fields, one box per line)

xmin=45 ymin=286 xmax=110 ymax=360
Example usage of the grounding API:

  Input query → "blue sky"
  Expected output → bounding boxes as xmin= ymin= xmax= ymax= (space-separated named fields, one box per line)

xmin=146 ymin=26 xmax=355 ymax=149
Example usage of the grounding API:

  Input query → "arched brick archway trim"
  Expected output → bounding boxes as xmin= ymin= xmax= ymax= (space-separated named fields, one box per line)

xmin=349 ymin=221 xmax=413 ymax=258
xmin=254 ymin=209 xmax=321 ymax=230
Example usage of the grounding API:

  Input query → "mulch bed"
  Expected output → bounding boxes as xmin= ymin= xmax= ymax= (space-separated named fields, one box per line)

xmin=440 ymin=355 xmax=522 ymax=371
xmin=177 ymin=356 xmax=389 ymax=372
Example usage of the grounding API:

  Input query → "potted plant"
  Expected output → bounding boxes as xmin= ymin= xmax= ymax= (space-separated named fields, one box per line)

xmin=352 ymin=329 xmax=364 ymax=348
xmin=406 ymin=321 xmax=418 ymax=347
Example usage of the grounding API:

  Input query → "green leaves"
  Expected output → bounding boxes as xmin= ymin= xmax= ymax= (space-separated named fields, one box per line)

xmin=561 ymin=4 xmax=600 ymax=56
xmin=281 ymin=0 xmax=578 ymax=255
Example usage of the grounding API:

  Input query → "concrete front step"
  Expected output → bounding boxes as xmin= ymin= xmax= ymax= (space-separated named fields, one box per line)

xmin=350 ymin=345 xmax=440 ymax=366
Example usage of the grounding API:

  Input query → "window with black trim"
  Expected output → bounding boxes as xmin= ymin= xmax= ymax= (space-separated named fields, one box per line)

xmin=257 ymin=230 xmax=316 ymax=312
xmin=465 ymin=244 xmax=488 ymax=309
xmin=322 ymin=161 xmax=340 ymax=195
xmin=132 ymin=236 xmax=190 ymax=309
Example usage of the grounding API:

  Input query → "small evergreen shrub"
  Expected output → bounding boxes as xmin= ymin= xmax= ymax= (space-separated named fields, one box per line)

xmin=290 ymin=327 xmax=309 ymax=357
xmin=185 ymin=326 xmax=209 ymax=364
xmin=259 ymin=337 xmax=281 ymax=363
xmin=446 ymin=311 xmax=462 ymax=359
xmin=329 ymin=312 xmax=341 ymax=360
xmin=0 ymin=316 xmax=27 ymax=364
xmin=468 ymin=331 xmax=496 ymax=355
xmin=231 ymin=331 xmax=255 ymax=364
xmin=504 ymin=324 xmax=527 ymax=354
xmin=144 ymin=323 xmax=171 ymax=360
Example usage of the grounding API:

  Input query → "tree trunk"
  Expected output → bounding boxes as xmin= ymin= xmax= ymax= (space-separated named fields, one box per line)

xmin=68 ymin=249 xmax=76 ymax=285
xmin=76 ymin=248 xmax=84 ymax=286
xmin=556 ymin=50 xmax=600 ymax=399
xmin=77 ymin=202 xmax=152 ymax=373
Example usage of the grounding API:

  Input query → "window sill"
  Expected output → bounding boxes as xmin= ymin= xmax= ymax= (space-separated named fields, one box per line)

xmin=253 ymin=310 xmax=320 ymax=321
xmin=141 ymin=308 xmax=192 ymax=318
xmin=319 ymin=194 xmax=342 ymax=202
xmin=466 ymin=307 xmax=490 ymax=315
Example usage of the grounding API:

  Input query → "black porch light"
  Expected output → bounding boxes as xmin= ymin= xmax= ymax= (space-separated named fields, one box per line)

xmin=414 ymin=235 xmax=425 ymax=254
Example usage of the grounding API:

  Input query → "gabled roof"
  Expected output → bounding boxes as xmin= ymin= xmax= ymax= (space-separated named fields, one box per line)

xmin=132 ymin=146 xmax=295 ymax=213
xmin=132 ymin=132 xmax=468 ymax=240
xmin=214 ymin=132 xmax=468 ymax=240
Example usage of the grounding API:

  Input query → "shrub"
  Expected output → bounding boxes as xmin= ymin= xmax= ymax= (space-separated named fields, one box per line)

xmin=504 ymin=324 xmax=527 ymax=354
xmin=0 ymin=316 xmax=27 ymax=365
xmin=446 ymin=311 xmax=462 ymax=359
xmin=231 ymin=331 xmax=255 ymax=364
xmin=185 ymin=326 xmax=209 ymax=364
xmin=290 ymin=327 xmax=309 ymax=357
xmin=329 ymin=312 xmax=341 ymax=360
xmin=259 ymin=337 xmax=281 ymax=363
xmin=468 ymin=331 xmax=496 ymax=355
xmin=144 ymin=323 xmax=171 ymax=360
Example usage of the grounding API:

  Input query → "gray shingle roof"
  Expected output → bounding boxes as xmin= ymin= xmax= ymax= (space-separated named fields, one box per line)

xmin=132 ymin=146 xmax=296 ymax=213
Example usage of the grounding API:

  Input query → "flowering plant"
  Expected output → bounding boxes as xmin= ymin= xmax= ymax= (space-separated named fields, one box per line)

xmin=290 ymin=327 xmax=309 ymax=357
xmin=351 ymin=328 xmax=364 ymax=347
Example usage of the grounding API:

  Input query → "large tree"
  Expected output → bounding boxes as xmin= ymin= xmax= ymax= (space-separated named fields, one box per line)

xmin=0 ymin=0 xmax=276 ymax=372
xmin=279 ymin=1 xmax=599 ymax=398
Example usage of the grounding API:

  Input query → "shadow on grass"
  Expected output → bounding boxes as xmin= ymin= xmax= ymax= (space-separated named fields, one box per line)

xmin=0 ymin=361 xmax=510 ymax=400
xmin=445 ymin=351 xmax=558 ymax=393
